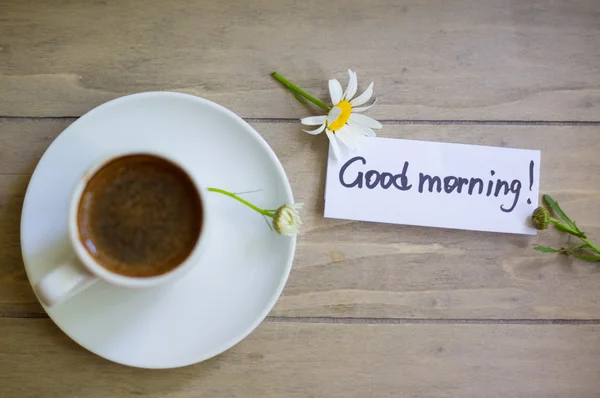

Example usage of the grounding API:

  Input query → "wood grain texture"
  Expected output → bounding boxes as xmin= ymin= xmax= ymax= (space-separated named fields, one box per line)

xmin=0 ymin=319 xmax=599 ymax=397
xmin=1 ymin=119 xmax=599 ymax=319
xmin=1 ymin=0 xmax=599 ymax=120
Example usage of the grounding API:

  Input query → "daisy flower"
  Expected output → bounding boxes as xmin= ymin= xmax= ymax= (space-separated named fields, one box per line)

xmin=272 ymin=70 xmax=381 ymax=160
xmin=207 ymin=187 xmax=302 ymax=236
xmin=273 ymin=203 xmax=303 ymax=236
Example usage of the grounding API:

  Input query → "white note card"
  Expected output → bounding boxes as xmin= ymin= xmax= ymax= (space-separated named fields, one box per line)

xmin=325 ymin=137 xmax=541 ymax=234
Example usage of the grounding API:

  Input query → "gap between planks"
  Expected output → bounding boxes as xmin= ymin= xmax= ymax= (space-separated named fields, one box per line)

xmin=1 ymin=116 xmax=600 ymax=126
xmin=266 ymin=317 xmax=600 ymax=325
xmin=3 ymin=312 xmax=600 ymax=325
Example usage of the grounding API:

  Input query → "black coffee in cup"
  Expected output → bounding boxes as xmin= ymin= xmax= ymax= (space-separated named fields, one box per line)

xmin=77 ymin=155 xmax=202 ymax=277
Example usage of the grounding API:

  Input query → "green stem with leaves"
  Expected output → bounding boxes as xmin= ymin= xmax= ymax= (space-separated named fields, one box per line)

xmin=580 ymin=237 xmax=600 ymax=254
xmin=271 ymin=72 xmax=330 ymax=112
xmin=533 ymin=194 xmax=600 ymax=262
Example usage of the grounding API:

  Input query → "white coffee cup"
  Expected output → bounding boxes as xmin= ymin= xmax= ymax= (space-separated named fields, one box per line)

xmin=35 ymin=152 xmax=209 ymax=308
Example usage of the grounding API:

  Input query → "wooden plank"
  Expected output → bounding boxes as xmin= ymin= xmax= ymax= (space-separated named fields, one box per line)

xmin=0 ymin=174 xmax=31 ymax=316
xmin=1 ymin=120 xmax=599 ymax=318
xmin=1 ymin=0 xmax=599 ymax=120
xmin=1 ymin=319 xmax=600 ymax=397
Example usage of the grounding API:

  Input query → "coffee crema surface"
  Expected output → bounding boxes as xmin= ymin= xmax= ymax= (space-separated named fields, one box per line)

xmin=77 ymin=155 xmax=202 ymax=277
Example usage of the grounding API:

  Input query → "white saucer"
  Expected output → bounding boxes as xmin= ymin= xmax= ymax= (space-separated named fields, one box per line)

xmin=21 ymin=92 xmax=295 ymax=368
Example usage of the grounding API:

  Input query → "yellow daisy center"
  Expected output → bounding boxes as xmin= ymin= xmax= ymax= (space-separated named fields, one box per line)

xmin=327 ymin=100 xmax=352 ymax=131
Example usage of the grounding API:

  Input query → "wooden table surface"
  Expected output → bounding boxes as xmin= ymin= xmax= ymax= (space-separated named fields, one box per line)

xmin=1 ymin=0 xmax=600 ymax=396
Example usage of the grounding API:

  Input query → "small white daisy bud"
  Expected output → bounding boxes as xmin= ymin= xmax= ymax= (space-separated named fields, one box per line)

xmin=273 ymin=203 xmax=303 ymax=236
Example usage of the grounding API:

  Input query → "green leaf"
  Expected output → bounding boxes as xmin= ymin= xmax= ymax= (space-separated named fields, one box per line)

xmin=232 ymin=189 xmax=263 ymax=196
xmin=571 ymin=220 xmax=586 ymax=238
xmin=534 ymin=246 xmax=562 ymax=253
xmin=543 ymin=194 xmax=580 ymax=233
xmin=569 ymin=251 xmax=600 ymax=262
xmin=262 ymin=214 xmax=274 ymax=231
xmin=554 ymin=222 xmax=586 ymax=238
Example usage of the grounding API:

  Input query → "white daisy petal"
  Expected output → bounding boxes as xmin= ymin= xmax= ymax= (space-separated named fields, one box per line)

xmin=349 ymin=113 xmax=383 ymax=129
xmin=303 ymin=123 xmax=326 ymax=135
xmin=300 ymin=115 xmax=327 ymax=125
xmin=326 ymin=129 xmax=342 ymax=160
xmin=334 ymin=126 xmax=356 ymax=148
xmin=326 ymin=106 xmax=342 ymax=125
xmin=350 ymin=82 xmax=374 ymax=107
xmin=336 ymin=133 xmax=359 ymax=150
xmin=329 ymin=79 xmax=343 ymax=105
xmin=347 ymin=120 xmax=377 ymax=137
xmin=336 ymin=126 xmax=365 ymax=149
xmin=343 ymin=69 xmax=358 ymax=101
xmin=348 ymin=127 xmax=368 ymax=144
xmin=353 ymin=98 xmax=378 ymax=113
xmin=348 ymin=70 xmax=358 ymax=100
xmin=341 ymin=70 xmax=352 ymax=100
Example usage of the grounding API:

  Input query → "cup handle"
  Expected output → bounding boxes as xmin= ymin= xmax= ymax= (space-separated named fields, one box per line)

xmin=35 ymin=262 xmax=97 ymax=307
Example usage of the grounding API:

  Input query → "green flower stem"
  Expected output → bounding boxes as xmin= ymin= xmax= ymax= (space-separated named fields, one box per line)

xmin=271 ymin=72 xmax=330 ymax=112
xmin=207 ymin=188 xmax=273 ymax=217
xmin=581 ymin=237 xmax=600 ymax=254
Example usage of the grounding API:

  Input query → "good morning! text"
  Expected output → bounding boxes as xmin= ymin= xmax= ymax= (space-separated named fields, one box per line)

xmin=338 ymin=156 xmax=535 ymax=213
